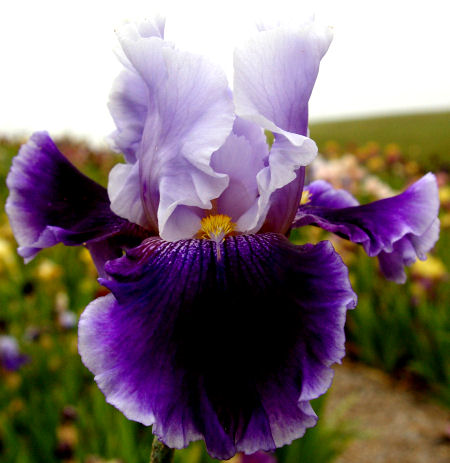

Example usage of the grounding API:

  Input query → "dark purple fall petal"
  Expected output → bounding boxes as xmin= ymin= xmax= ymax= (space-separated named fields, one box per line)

xmin=5 ymin=132 xmax=148 ymax=273
xmin=293 ymin=175 xmax=440 ymax=282
xmin=78 ymin=233 xmax=356 ymax=459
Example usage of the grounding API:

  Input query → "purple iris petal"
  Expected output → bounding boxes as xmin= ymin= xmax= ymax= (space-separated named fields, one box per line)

xmin=294 ymin=174 xmax=440 ymax=282
xmin=78 ymin=233 xmax=356 ymax=459
xmin=108 ymin=22 xmax=235 ymax=241
xmin=304 ymin=180 xmax=359 ymax=208
xmin=377 ymin=218 xmax=440 ymax=283
xmin=5 ymin=132 xmax=148 ymax=273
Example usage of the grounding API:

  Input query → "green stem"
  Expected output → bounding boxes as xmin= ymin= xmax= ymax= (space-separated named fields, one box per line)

xmin=150 ymin=438 xmax=174 ymax=463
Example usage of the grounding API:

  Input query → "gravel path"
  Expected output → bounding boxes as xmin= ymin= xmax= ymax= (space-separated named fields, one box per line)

xmin=326 ymin=361 xmax=450 ymax=463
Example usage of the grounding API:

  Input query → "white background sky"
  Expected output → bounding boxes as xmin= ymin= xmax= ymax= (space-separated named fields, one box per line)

xmin=0 ymin=0 xmax=449 ymax=145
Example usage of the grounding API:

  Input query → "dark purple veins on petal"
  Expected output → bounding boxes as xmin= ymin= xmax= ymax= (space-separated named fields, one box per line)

xmin=79 ymin=233 xmax=356 ymax=459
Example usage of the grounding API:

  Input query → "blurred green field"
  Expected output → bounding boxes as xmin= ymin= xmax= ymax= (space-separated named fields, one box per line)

xmin=0 ymin=111 xmax=449 ymax=463
xmin=310 ymin=111 xmax=450 ymax=173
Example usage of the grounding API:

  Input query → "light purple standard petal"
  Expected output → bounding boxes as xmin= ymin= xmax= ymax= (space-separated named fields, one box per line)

xmin=234 ymin=22 xmax=332 ymax=137
xmin=108 ymin=23 xmax=235 ymax=240
xmin=5 ymin=132 xmax=148 ymax=274
xmin=108 ymin=69 xmax=148 ymax=163
xmin=294 ymin=174 xmax=440 ymax=282
xmin=108 ymin=17 xmax=166 ymax=162
xmin=78 ymin=233 xmax=356 ymax=459
xmin=233 ymin=22 xmax=331 ymax=234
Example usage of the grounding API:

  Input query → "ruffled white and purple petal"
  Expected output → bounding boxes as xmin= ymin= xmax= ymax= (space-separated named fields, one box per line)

xmin=107 ymin=22 xmax=235 ymax=241
xmin=233 ymin=22 xmax=331 ymax=234
xmin=78 ymin=233 xmax=356 ymax=459
xmin=293 ymin=175 xmax=440 ymax=282
xmin=5 ymin=132 xmax=148 ymax=273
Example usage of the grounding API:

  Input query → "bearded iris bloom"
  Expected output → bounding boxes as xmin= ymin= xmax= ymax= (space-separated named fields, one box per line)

xmin=6 ymin=17 xmax=439 ymax=460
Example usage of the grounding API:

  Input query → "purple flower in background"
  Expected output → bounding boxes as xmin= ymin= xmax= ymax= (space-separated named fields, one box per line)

xmin=0 ymin=335 xmax=28 ymax=371
xmin=5 ymin=17 xmax=439 ymax=460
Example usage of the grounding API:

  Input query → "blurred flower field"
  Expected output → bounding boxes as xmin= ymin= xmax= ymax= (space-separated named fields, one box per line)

xmin=0 ymin=112 xmax=449 ymax=463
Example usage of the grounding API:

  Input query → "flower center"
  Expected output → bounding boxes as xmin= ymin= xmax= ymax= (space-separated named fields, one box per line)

xmin=199 ymin=214 xmax=236 ymax=259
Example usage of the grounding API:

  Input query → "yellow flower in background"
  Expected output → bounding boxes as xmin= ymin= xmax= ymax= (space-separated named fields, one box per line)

xmin=35 ymin=259 xmax=63 ymax=281
xmin=366 ymin=156 xmax=385 ymax=172
xmin=411 ymin=255 xmax=447 ymax=280
xmin=0 ymin=238 xmax=17 ymax=273
xmin=404 ymin=160 xmax=420 ymax=176
xmin=440 ymin=212 xmax=450 ymax=229
xmin=7 ymin=398 xmax=24 ymax=416
xmin=4 ymin=372 xmax=22 ymax=390
xmin=0 ymin=221 xmax=14 ymax=240
xmin=323 ymin=140 xmax=340 ymax=157
xmin=439 ymin=185 xmax=450 ymax=206
xmin=57 ymin=423 xmax=78 ymax=447
xmin=384 ymin=143 xmax=402 ymax=163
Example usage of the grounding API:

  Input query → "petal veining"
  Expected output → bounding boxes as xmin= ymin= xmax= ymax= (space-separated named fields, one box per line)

xmin=78 ymin=233 xmax=356 ymax=459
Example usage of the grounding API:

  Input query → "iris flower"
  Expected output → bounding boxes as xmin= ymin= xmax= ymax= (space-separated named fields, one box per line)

xmin=6 ymin=17 xmax=439 ymax=459
xmin=0 ymin=335 xmax=29 ymax=371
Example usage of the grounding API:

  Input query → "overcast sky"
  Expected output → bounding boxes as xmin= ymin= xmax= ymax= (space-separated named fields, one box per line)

xmin=1 ymin=0 xmax=449 ymax=145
